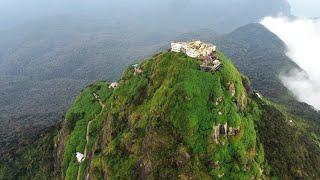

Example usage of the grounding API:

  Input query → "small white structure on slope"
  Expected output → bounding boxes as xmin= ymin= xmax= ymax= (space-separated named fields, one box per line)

xmin=76 ymin=152 xmax=85 ymax=163
xmin=256 ymin=93 xmax=262 ymax=99
xmin=171 ymin=40 xmax=216 ymax=58
xmin=109 ymin=82 xmax=118 ymax=89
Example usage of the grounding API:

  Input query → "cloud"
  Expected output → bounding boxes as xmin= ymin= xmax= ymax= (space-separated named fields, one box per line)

xmin=261 ymin=16 xmax=320 ymax=110
xmin=281 ymin=69 xmax=320 ymax=109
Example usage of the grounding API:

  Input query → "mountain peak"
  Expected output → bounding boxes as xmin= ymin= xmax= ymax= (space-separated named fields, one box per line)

xmin=55 ymin=49 xmax=270 ymax=179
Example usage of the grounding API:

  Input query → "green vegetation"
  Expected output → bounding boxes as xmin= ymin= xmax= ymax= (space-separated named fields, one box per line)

xmin=3 ymin=23 xmax=320 ymax=179
xmin=214 ymin=23 xmax=320 ymax=143
xmin=3 ymin=48 xmax=320 ymax=179
xmin=58 ymin=81 xmax=113 ymax=179
xmin=3 ymin=49 xmax=320 ymax=179
xmin=56 ymin=51 xmax=271 ymax=179
xmin=0 ymin=128 xmax=57 ymax=179
xmin=254 ymin=97 xmax=320 ymax=178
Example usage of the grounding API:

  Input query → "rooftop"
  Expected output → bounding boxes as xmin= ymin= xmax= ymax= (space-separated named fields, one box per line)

xmin=171 ymin=40 xmax=216 ymax=58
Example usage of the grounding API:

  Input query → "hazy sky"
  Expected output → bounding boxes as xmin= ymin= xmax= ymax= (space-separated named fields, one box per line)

xmin=288 ymin=0 xmax=320 ymax=17
xmin=0 ymin=0 xmax=291 ymax=32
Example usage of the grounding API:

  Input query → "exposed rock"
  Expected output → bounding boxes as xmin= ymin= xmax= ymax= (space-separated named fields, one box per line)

xmin=213 ymin=123 xmax=229 ymax=144
xmin=213 ymin=124 xmax=241 ymax=144
xmin=215 ymin=97 xmax=223 ymax=106
xmin=212 ymin=124 xmax=220 ymax=144
xmin=241 ymin=75 xmax=252 ymax=94
xmin=176 ymin=145 xmax=191 ymax=168
xmin=228 ymin=126 xmax=240 ymax=136
xmin=219 ymin=123 xmax=228 ymax=135
xmin=138 ymin=157 xmax=152 ymax=179
xmin=228 ymin=83 xmax=236 ymax=97
xmin=134 ymin=67 xmax=143 ymax=75
xmin=209 ymin=161 xmax=220 ymax=169
xmin=237 ymin=93 xmax=247 ymax=111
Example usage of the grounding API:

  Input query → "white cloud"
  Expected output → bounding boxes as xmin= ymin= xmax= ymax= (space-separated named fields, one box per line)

xmin=261 ymin=16 xmax=320 ymax=110
xmin=281 ymin=69 xmax=320 ymax=109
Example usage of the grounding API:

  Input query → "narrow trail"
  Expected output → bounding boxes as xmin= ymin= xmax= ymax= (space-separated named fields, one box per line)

xmin=77 ymin=93 xmax=105 ymax=180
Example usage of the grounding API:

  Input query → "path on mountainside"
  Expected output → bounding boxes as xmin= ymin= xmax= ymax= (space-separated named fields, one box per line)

xmin=77 ymin=93 xmax=105 ymax=180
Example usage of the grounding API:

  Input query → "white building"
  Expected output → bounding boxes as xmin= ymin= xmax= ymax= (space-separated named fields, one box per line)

xmin=109 ymin=82 xmax=118 ymax=89
xmin=76 ymin=152 xmax=85 ymax=163
xmin=186 ymin=48 xmax=201 ymax=58
xmin=171 ymin=40 xmax=216 ymax=58
xmin=171 ymin=42 xmax=184 ymax=53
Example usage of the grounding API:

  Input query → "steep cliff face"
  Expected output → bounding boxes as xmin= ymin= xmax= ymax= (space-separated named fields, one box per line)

xmin=55 ymin=51 xmax=270 ymax=179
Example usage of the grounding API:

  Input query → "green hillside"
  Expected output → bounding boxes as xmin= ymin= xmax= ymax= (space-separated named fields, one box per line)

xmin=53 ymin=51 xmax=320 ymax=179
xmin=3 ymin=50 xmax=319 ymax=179
xmin=55 ymin=51 xmax=268 ymax=179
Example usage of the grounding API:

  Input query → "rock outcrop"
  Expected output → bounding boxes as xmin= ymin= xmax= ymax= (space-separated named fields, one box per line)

xmin=228 ymin=83 xmax=236 ymax=97
xmin=213 ymin=123 xmax=241 ymax=144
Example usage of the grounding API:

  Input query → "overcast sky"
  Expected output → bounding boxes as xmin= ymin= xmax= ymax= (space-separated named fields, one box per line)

xmin=288 ymin=0 xmax=320 ymax=17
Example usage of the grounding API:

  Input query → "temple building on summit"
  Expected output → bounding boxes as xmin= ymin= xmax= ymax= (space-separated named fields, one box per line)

xmin=171 ymin=40 xmax=221 ymax=72
xmin=171 ymin=40 xmax=216 ymax=58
